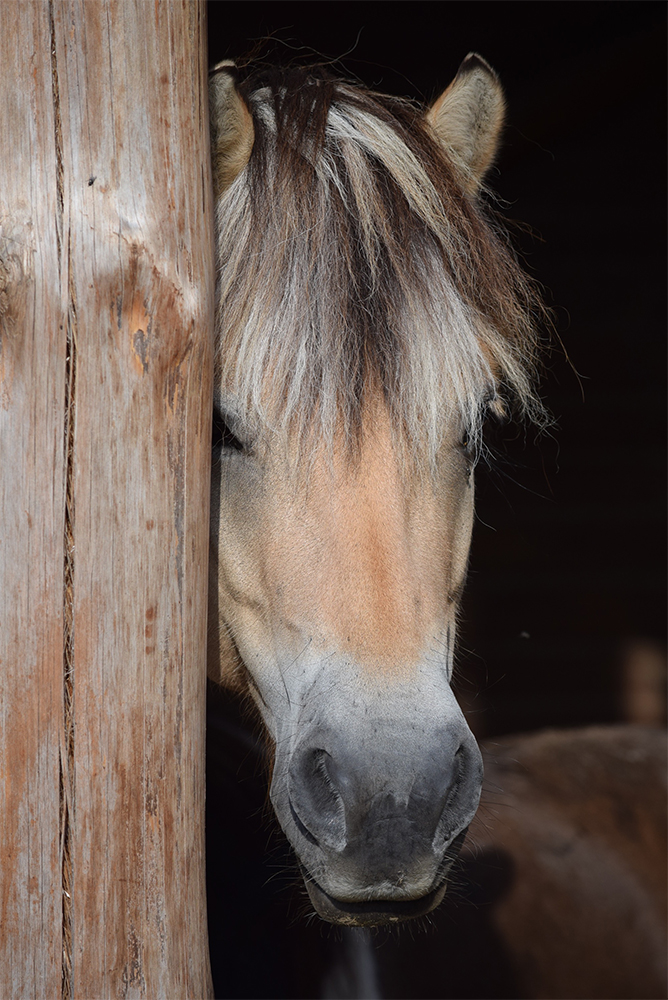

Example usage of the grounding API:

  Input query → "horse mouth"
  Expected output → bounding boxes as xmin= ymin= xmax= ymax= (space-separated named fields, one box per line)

xmin=303 ymin=876 xmax=449 ymax=926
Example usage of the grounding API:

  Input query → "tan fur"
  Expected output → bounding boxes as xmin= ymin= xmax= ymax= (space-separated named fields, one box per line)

xmin=210 ymin=389 xmax=473 ymax=686
xmin=209 ymin=61 xmax=254 ymax=198
xmin=262 ymin=396 xmax=471 ymax=674
xmin=426 ymin=53 xmax=505 ymax=195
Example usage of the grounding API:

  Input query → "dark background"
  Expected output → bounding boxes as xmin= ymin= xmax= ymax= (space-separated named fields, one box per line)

xmin=205 ymin=3 xmax=666 ymax=996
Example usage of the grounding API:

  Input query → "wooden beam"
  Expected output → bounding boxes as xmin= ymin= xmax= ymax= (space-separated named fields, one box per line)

xmin=0 ymin=2 xmax=214 ymax=996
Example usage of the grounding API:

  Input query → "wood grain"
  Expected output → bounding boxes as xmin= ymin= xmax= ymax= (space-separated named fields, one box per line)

xmin=1 ymin=2 xmax=214 ymax=996
xmin=0 ymin=3 xmax=65 ymax=994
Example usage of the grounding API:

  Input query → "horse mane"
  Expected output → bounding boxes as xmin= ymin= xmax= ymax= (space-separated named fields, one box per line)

xmin=213 ymin=64 xmax=547 ymax=468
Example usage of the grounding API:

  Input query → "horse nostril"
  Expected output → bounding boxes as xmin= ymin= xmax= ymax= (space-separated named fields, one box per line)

xmin=431 ymin=737 xmax=483 ymax=850
xmin=289 ymin=798 xmax=319 ymax=847
xmin=287 ymin=746 xmax=347 ymax=852
xmin=445 ymin=743 xmax=466 ymax=801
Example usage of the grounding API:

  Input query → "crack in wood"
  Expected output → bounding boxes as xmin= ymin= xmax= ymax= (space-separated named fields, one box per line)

xmin=48 ymin=4 xmax=75 ymax=997
xmin=60 ymin=232 xmax=77 ymax=1000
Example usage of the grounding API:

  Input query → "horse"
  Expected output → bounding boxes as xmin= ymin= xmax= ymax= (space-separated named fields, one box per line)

xmin=206 ymin=55 xmax=545 ymax=927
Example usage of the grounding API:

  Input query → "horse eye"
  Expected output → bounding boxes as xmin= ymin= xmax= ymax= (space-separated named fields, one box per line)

xmin=459 ymin=431 xmax=473 ymax=455
xmin=212 ymin=408 xmax=245 ymax=453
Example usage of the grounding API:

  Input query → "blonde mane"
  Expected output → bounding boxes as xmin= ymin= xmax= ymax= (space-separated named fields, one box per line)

xmin=213 ymin=66 xmax=545 ymax=468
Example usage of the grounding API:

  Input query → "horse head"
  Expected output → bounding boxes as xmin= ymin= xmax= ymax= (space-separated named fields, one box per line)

xmin=207 ymin=56 xmax=543 ymax=925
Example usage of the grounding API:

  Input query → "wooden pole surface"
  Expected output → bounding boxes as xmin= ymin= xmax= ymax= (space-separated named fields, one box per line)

xmin=0 ymin=2 xmax=214 ymax=997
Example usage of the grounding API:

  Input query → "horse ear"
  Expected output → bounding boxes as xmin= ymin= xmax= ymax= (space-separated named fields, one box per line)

xmin=209 ymin=60 xmax=254 ymax=198
xmin=426 ymin=53 xmax=505 ymax=196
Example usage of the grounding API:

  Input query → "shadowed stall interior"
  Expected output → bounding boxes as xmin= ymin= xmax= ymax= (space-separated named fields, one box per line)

xmin=205 ymin=3 xmax=666 ymax=998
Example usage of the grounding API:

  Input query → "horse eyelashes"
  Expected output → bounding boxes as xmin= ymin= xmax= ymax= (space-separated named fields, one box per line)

xmin=212 ymin=408 xmax=245 ymax=453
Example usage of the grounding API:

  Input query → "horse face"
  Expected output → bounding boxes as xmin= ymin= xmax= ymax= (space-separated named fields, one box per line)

xmin=206 ymin=54 xmax=541 ymax=926
xmin=208 ymin=392 xmax=483 ymax=925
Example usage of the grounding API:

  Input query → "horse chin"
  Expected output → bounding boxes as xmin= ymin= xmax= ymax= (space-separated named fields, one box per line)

xmin=303 ymin=875 xmax=449 ymax=927
xmin=295 ymin=820 xmax=471 ymax=926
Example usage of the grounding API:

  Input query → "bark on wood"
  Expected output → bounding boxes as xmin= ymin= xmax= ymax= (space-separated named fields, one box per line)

xmin=0 ymin=2 xmax=214 ymax=996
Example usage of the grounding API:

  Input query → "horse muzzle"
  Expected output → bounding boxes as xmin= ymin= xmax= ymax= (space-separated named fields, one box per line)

xmin=271 ymin=707 xmax=483 ymax=926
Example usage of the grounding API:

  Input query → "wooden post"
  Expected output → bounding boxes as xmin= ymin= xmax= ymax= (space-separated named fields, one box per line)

xmin=0 ymin=2 xmax=214 ymax=996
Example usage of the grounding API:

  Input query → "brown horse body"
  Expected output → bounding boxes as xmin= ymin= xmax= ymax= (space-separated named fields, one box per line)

xmin=461 ymin=725 xmax=667 ymax=1000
